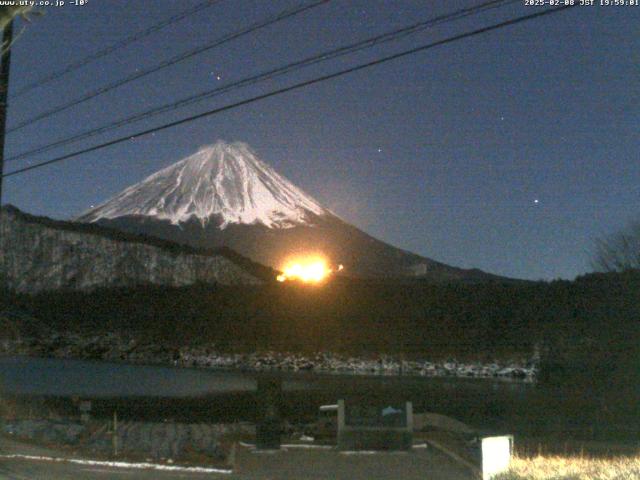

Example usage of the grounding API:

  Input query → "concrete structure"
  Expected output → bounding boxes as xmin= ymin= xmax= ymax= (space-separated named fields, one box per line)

xmin=337 ymin=399 xmax=413 ymax=451
xmin=255 ymin=377 xmax=282 ymax=450
xmin=413 ymin=412 xmax=476 ymax=435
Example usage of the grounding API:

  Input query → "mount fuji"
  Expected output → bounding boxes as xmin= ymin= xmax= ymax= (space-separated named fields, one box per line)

xmin=78 ymin=141 xmax=503 ymax=282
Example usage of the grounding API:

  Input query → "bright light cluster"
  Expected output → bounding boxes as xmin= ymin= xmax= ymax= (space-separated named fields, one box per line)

xmin=276 ymin=256 xmax=343 ymax=283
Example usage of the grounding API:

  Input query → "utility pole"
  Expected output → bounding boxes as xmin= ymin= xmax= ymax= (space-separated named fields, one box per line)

xmin=112 ymin=411 xmax=118 ymax=457
xmin=0 ymin=19 xmax=13 ymax=205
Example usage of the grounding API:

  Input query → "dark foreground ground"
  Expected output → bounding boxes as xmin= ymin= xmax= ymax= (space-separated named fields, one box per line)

xmin=232 ymin=444 xmax=474 ymax=480
xmin=0 ymin=436 xmax=474 ymax=480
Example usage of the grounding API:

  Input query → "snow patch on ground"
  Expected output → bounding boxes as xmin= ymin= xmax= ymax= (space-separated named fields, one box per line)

xmin=0 ymin=453 xmax=232 ymax=473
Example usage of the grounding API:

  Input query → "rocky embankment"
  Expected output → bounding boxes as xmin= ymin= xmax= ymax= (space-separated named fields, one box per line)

xmin=0 ymin=205 xmax=264 ymax=294
xmin=0 ymin=330 xmax=537 ymax=381
xmin=1 ymin=418 xmax=252 ymax=463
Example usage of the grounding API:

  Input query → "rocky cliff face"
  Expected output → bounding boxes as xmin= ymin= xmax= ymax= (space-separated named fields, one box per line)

xmin=0 ymin=206 xmax=264 ymax=294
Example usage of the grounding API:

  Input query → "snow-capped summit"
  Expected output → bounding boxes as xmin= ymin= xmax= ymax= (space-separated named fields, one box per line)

xmin=77 ymin=140 xmax=508 ymax=282
xmin=79 ymin=141 xmax=329 ymax=229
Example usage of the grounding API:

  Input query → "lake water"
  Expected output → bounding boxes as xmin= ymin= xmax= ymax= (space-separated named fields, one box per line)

xmin=0 ymin=355 xmax=529 ymax=398
xmin=0 ymin=356 xmax=535 ymax=428
xmin=0 ymin=356 xmax=256 ymax=397
xmin=0 ymin=356 xmax=634 ymax=443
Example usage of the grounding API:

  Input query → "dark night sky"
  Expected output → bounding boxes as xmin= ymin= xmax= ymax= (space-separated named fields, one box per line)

xmin=3 ymin=0 xmax=638 ymax=281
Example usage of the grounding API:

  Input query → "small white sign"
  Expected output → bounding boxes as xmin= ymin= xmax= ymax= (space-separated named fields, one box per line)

xmin=481 ymin=435 xmax=512 ymax=480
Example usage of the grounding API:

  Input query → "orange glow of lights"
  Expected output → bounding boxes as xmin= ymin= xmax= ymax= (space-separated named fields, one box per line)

xmin=276 ymin=257 xmax=343 ymax=283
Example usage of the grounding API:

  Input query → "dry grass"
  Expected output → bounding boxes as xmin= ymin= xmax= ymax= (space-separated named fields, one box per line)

xmin=496 ymin=454 xmax=640 ymax=480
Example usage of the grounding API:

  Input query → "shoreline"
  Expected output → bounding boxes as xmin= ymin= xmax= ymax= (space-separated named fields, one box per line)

xmin=0 ymin=332 xmax=538 ymax=382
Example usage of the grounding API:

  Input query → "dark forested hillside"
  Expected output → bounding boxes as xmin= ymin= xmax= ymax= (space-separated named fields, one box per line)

xmin=4 ymin=271 xmax=639 ymax=368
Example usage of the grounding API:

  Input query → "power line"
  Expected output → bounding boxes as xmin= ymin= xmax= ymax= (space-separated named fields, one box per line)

xmin=6 ymin=0 xmax=519 ymax=164
xmin=2 ymin=5 xmax=577 ymax=180
xmin=7 ymin=0 xmax=330 ymax=134
xmin=12 ymin=0 xmax=224 ymax=99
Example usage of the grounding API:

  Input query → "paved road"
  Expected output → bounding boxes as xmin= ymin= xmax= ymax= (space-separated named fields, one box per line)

xmin=234 ymin=444 xmax=476 ymax=480
xmin=0 ymin=437 xmax=475 ymax=480
xmin=0 ymin=459 xmax=235 ymax=480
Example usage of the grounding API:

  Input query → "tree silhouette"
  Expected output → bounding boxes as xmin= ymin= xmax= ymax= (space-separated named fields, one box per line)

xmin=593 ymin=220 xmax=640 ymax=272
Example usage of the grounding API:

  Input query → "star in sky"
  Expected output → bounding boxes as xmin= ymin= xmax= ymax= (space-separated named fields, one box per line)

xmin=6 ymin=0 xmax=637 ymax=281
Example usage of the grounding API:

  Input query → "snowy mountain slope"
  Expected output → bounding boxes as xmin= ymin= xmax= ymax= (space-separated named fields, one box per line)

xmin=79 ymin=141 xmax=328 ymax=229
xmin=78 ymin=141 xmax=509 ymax=281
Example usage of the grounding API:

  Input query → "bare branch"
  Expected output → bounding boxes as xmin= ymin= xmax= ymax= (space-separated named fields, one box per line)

xmin=592 ymin=220 xmax=640 ymax=272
